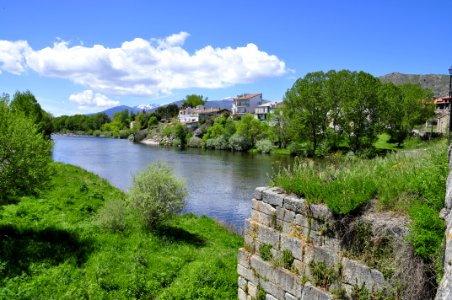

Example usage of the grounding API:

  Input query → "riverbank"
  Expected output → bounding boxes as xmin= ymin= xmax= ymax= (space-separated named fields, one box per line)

xmin=0 ymin=162 xmax=243 ymax=298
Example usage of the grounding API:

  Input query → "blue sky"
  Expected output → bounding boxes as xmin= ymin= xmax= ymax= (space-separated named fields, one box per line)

xmin=0 ymin=0 xmax=451 ymax=116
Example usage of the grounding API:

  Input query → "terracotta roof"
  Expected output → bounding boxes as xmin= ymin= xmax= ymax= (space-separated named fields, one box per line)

xmin=235 ymin=93 xmax=262 ymax=100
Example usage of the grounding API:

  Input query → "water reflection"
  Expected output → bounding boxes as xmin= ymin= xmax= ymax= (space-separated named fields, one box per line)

xmin=52 ymin=135 xmax=292 ymax=230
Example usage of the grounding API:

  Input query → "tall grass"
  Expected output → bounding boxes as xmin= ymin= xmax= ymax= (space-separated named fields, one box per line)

xmin=0 ymin=162 xmax=243 ymax=299
xmin=273 ymin=141 xmax=448 ymax=261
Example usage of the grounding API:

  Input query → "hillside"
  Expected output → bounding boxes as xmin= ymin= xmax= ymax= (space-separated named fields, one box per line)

xmin=380 ymin=72 xmax=450 ymax=97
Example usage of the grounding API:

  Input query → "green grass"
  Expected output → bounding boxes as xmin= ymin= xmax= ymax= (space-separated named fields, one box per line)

xmin=273 ymin=140 xmax=448 ymax=264
xmin=0 ymin=162 xmax=243 ymax=299
xmin=374 ymin=133 xmax=399 ymax=151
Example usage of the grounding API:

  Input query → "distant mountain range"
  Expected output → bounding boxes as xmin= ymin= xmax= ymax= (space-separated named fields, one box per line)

xmin=95 ymin=99 xmax=233 ymax=118
xmin=379 ymin=72 xmax=450 ymax=97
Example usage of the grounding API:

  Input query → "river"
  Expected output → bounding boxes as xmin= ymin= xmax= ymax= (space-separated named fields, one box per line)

xmin=52 ymin=135 xmax=293 ymax=231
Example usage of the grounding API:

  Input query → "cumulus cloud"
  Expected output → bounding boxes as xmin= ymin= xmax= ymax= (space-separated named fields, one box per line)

xmin=0 ymin=32 xmax=289 ymax=96
xmin=69 ymin=90 xmax=120 ymax=109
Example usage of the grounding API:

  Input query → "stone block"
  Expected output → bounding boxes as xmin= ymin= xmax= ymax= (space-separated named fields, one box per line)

xmin=253 ymin=198 xmax=277 ymax=215
xmin=248 ymin=281 xmax=257 ymax=298
xmin=308 ymin=203 xmax=333 ymax=220
xmin=277 ymin=219 xmax=294 ymax=234
xmin=295 ymin=213 xmax=311 ymax=228
xmin=255 ymin=221 xmax=281 ymax=248
xmin=266 ymin=294 xmax=278 ymax=300
xmin=284 ymin=194 xmax=307 ymax=214
xmin=252 ymin=209 xmax=276 ymax=228
xmin=254 ymin=187 xmax=266 ymax=200
xmin=301 ymin=285 xmax=332 ymax=300
xmin=276 ymin=207 xmax=296 ymax=223
xmin=238 ymin=263 xmax=257 ymax=283
xmin=238 ymin=276 xmax=248 ymax=290
xmin=238 ymin=248 xmax=252 ymax=268
xmin=250 ymin=254 xmax=274 ymax=282
xmin=263 ymin=187 xmax=285 ymax=207
xmin=260 ymin=278 xmax=286 ymax=300
xmin=285 ymin=292 xmax=297 ymax=300
xmin=273 ymin=267 xmax=302 ymax=296
xmin=280 ymin=234 xmax=303 ymax=260
xmin=238 ymin=288 xmax=248 ymax=300
xmin=292 ymin=259 xmax=305 ymax=276
xmin=312 ymin=246 xmax=341 ymax=267
xmin=342 ymin=257 xmax=386 ymax=291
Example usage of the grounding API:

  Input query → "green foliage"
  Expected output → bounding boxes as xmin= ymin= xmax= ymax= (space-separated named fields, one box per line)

xmin=229 ymin=133 xmax=252 ymax=151
xmin=95 ymin=199 xmax=127 ymax=233
xmin=187 ymin=136 xmax=202 ymax=148
xmin=0 ymin=100 xmax=53 ymax=202
xmin=274 ymin=142 xmax=448 ymax=265
xmin=181 ymin=94 xmax=207 ymax=108
xmin=9 ymin=90 xmax=53 ymax=138
xmin=256 ymin=139 xmax=274 ymax=154
xmin=309 ymin=260 xmax=339 ymax=289
xmin=0 ymin=163 xmax=242 ymax=299
xmin=128 ymin=162 xmax=188 ymax=229
xmin=256 ymin=285 xmax=266 ymax=300
xmin=259 ymin=243 xmax=272 ymax=261
xmin=281 ymin=249 xmax=294 ymax=269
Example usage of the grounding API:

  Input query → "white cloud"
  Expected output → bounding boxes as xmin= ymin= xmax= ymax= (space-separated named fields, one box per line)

xmin=69 ymin=90 xmax=120 ymax=109
xmin=0 ymin=33 xmax=289 ymax=96
xmin=0 ymin=40 xmax=31 ymax=74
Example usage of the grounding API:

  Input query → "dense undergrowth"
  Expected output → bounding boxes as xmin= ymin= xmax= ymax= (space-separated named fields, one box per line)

xmin=0 ymin=163 xmax=243 ymax=299
xmin=273 ymin=140 xmax=448 ymax=265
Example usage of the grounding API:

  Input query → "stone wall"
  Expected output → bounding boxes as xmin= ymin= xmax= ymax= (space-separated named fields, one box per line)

xmin=238 ymin=187 xmax=391 ymax=300
xmin=435 ymin=147 xmax=452 ymax=299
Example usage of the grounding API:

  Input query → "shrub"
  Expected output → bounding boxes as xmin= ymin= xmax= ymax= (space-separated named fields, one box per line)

xmin=281 ymin=249 xmax=294 ymax=269
xmin=95 ymin=199 xmax=127 ymax=233
xmin=0 ymin=99 xmax=52 ymax=202
xmin=229 ymin=133 xmax=252 ymax=151
xmin=288 ymin=142 xmax=305 ymax=156
xmin=128 ymin=162 xmax=187 ymax=229
xmin=172 ymin=138 xmax=181 ymax=147
xmin=187 ymin=136 xmax=202 ymax=148
xmin=259 ymin=243 xmax=272 ymax=261
xmin=255 ymin=139 xmax=274 ymax=154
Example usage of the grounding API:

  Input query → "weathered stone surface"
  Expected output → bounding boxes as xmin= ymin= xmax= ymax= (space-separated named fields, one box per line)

xmin=301 ymin=285 xmax=332 ymax=300
xmin=260 ymin=279 xmax=286 ymax=300
xmin=266 ymin=294 xmax=278 ymax=300
xmin=238 ymin=263 xmax=257 ymax=283
xmin=238 ymin=248 xmax=252 ymax=268
xmin=285 ymin=292 xmax=297 ymax=300
xmin=238 ymin=288 xmax=247 ymax=300
xmin=238 ymin=276 xmax=248 ymax=290
xmin=263 ymin=187 xmax=285 ymax=207
xmin=283 ymin=194 xmax=307 ymax=214
xmin=280 ymin=234 xmax=303 ymax=260
xmin=276 ymin=207 xmax=296 ymax=223
xmin=308 ymin=203 xmax=333 ymax=220
xmin=248 ymin=281 xmax=257 ymax=298
xmin=274 ymin=267 xmax=302 ymax=296
xmin=342 ymin=257 xmax=385 ymax=291
xmin=252 ymin=209 xmax=275 ymax=228
xmin=294 ymin=213 xmax=311 ymax=228
xmin=254 ymin=187 xmax=266 ymax=200
xmin=312 ymin=245 xmax=341 ymax=267
xmin=250 ymin=254 xmax=274 ymax=281
xmin=254 ymin=221 xmax=281 ymax=248
xmin=253 ymin=198 xmax=277 ymax=215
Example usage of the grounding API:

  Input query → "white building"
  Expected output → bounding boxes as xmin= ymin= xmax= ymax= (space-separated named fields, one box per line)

xmin=232 ymin=93 xmax=263 ymax=116
xmin=178 ymin=106 xmax=221 ymax=124
xmin=254 ymin=101 xmax=279 ymax=121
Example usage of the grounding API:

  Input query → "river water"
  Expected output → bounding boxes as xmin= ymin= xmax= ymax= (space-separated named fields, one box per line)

xmin=52 ymin=135 xmax=293 ymax=231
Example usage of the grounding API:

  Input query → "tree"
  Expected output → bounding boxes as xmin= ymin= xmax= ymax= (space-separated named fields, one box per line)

xmin=128 ymin=162 xmax=187 ymax=229
xmin=0 ymin=98 xmax=52 ymax=202
xmin=182 ymin=94 xmax=207 ymax=108
xmin=10 ymin=90 xmax=53 ymax=137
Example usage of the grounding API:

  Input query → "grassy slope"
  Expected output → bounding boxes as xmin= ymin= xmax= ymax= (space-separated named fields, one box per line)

xmin=0 ymin=163 xmax=242 ymax=299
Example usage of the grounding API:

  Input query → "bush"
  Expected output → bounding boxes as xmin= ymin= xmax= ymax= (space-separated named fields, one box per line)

xmin=256 ymin=139 xmax=274 ymax=154
xmin=187 ymin=136 xmax=202 ymax=148
xmin=288 ymin=142 xmax=306 ymax=156
xmin=128 ymin=162 xmax=187 ymax=229
xmin=228 ymin=133 xmax=252 ymax=151
xmin=95 ymin=199 xmax=127 ymax=233
xmin=0 ymin=100 xmax=52 ymax=202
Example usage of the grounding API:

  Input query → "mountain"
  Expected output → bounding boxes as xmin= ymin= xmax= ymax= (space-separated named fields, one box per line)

xmin=96 ymin=99 xmax=233 ymax=118
xmin=379 ymin=72 xmax=450 ymax=97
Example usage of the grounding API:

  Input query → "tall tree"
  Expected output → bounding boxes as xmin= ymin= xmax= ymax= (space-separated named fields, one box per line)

xmin=181 ymin=94 xmax=207 ymax=108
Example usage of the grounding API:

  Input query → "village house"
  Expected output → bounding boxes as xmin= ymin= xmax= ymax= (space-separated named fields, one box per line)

xmin=178 ymin=106 xmax=223 ymax=124
xmin=232 ymin=93 xmax=263 ymax=116
xmin=254 ymin=101 xmax=279 ymax=121
xmin=434 ymin=96 xmax=451 ymax=133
